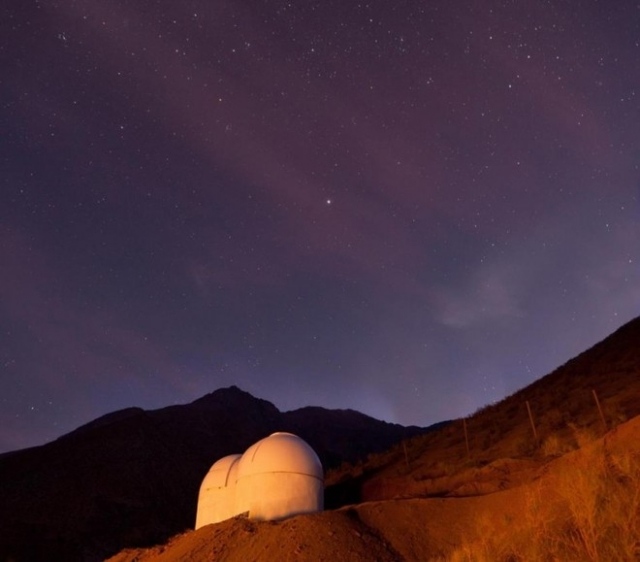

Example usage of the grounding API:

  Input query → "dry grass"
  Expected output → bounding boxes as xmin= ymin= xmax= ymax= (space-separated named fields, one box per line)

xmin=541 ymin=433 xmax=566 ymax=457
xmin=441 ymin=446 xmax=640 ymax=562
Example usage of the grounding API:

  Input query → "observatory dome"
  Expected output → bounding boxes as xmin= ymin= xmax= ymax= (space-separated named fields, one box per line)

xmin=195 ymin=453 xmax=241 ymax=529
xmin=195 ymin=433 xmax=324 ymax=526
xmin=201 ymin=454 xmax=242 ymax=488
xmin=236 ymin=432 xmax=323 ymax=480
xmin=235 ymin=432 xmax=323 ymax=521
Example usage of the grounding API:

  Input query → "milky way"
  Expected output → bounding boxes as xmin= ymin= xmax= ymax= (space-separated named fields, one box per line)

xmin=1 ymin=0 xmax=639 ymax=452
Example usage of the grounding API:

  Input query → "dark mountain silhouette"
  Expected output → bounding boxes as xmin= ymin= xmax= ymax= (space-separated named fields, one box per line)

xmin=0 ymin=386 xmax=429 ymax=562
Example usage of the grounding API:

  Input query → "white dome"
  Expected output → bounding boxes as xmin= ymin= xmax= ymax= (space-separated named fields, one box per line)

xmin=195 ymin=454 xmax=241 ymax=529
xmin=236 ymin=432 xmax=323 ymax=481
xmin=201 ymin=454 xmax=242 ymax=489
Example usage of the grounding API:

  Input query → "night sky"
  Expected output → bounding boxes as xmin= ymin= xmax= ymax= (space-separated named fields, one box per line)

xmin=2 ymin=1 xmax=639 ymax=453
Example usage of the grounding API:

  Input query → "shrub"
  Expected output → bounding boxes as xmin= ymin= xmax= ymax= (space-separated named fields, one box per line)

xmin=568 ymin=423 xmax=598 ymax=448
xmin=541 ymin=433 xmax=569 ymax=457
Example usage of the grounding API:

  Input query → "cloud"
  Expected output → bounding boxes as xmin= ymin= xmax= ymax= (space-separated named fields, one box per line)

xmin=433 ymin=263 xmax=522 ymax=329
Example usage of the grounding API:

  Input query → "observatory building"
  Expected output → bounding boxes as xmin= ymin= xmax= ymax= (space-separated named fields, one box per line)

xmin=195 ymin=432 xmax=323 ymax=528
xmin=194 ymin=453 xmax=241 ymax=530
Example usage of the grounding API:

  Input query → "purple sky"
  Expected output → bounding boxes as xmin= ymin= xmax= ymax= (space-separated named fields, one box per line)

xmin=1 ymin=0 xmax=639 ymax=452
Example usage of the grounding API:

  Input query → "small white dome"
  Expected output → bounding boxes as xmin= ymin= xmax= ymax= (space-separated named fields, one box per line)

xmin=201 ymin=454 xmax=242 ymax=489
xmin=195 ymin=454 xmax=242 ymax=529
xmin=237 ymin=432 xmax=322 ymax=481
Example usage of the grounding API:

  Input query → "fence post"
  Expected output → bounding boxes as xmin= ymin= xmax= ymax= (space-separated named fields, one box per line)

xmin=526 ymin=400 xmax=538 ymax=444
xmin=592 ymin=389 xmax=607 ymax=431
xmin=463 ymin=417 xmax=470 ymax=458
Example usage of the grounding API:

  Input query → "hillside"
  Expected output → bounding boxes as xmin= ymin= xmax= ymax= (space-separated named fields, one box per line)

xmin=0 ymin=387 xmax=428 ymax=562
xmin=327 ymin=316 xmax=640 ymax=503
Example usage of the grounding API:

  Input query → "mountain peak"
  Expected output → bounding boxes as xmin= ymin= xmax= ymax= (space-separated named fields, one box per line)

xmin=191 ymin=385 xmax=279 ymax=413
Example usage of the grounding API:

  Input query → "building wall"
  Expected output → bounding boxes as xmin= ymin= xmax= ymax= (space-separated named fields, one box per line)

xmin=235 ymin=471 xmax=324 ymax=521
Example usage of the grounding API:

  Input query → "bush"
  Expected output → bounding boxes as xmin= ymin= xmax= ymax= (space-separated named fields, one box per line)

xmin=541 ymin=433 xmax=570 ymax=457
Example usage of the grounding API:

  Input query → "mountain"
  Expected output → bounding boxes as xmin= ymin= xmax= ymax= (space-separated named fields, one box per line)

xmin=0 ymin=386 xmax=429 ymax=562
xmin=106 ymin=317 xmax=640 ymax=562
